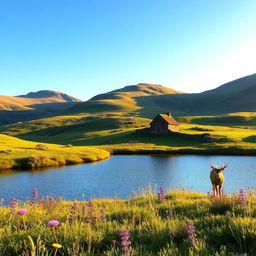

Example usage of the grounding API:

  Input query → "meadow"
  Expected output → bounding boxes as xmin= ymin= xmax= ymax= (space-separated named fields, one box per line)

xmin=2 ymin=112 xmax=256 ymax=156
xmin=1 ymin=188 xmax=256 ymax=255
xmin=0 ymin=134 xmax=110 ymax=170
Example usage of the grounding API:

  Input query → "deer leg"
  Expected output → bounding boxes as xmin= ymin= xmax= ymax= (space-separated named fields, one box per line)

xmin=212 ymin=184 xmax=216 ymax=197
xmin=219 ymin=184 xmax=222 ymax=196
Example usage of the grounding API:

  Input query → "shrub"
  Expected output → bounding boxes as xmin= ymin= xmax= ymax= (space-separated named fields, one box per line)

xmin=34 ymin=144 xmax=49 ymax=151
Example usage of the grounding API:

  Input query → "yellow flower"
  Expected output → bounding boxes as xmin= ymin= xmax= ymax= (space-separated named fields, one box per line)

xmin=52 ymin=243 xmax=62 ymax=249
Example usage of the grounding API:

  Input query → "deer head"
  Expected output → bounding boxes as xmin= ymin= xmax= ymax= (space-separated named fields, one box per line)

xmin=210 ymin=162 xmax=228 ymax=172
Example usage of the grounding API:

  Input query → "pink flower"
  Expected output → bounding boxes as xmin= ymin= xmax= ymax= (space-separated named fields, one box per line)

xmin=17 ymin=209 xmax=29 ymax=215
xmin=111 ymin=240 xmax=117 ymax=244
xmin=48 ymin=220 xmax=60 ymax=227
xmin=86 ymin=219 xmax=92 ymax=223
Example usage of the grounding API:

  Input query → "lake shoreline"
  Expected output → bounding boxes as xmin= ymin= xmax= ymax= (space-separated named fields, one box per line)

xmin=110 ymin=147 xmax=256 ymax=156
xmin=1 ymin=146 xmax=256 ymax=171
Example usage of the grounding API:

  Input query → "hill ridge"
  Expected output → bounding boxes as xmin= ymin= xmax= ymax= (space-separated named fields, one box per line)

xmin=17 ymin=90 xmax=82 ymax=102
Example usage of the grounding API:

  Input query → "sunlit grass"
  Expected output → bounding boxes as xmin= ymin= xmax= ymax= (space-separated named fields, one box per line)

xmin=0 ymin=134 xmax=110 ymax=170
xmin=1 ymin=189 xmax=256 ymax=255
xmin=1 ymin=112 xmax=256 ymax=154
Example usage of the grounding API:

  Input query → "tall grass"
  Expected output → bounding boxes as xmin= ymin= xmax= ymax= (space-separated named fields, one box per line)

xmin=1 ymin=189 xmax=256 ymax=255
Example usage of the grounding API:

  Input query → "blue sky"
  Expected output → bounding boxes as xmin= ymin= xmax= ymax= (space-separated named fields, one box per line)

xmin=1 ymin=0 xmax=256 ymax=100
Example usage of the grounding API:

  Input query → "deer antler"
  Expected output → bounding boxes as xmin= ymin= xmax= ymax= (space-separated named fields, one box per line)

xmin=210 ymin=162 xmax=214 ymax=169
xmin=221 ymin=162 xmax=229 ymax=170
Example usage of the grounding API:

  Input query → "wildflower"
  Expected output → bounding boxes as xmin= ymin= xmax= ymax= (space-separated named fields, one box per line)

xmin=82 ymin=205 xmax=86 ymax=216
xmin=72 ymin=202 xmax=78 ymax=209
xmin=69 ymin=210 xmax=75 ymax=224
xmin=17 ymin=209 xmax=29 ymax=215
xmin=119 ymin=227 xmax=132 ymax=256
xmin=48 ymin=220 xmax=59 ymax=243
xmin=112 ymin=240 xmax=117 ymax=244
xmin=86 ymin=219 xmax=92 ymax=223
xmin=48 ymin=220 xmax=60 ymax=227
xmin=100 ymin=208 xmax=106 ymax=220
xmin=239 ymin=188 xmax=247 ymax=206
xmin=10 ymin=197 xmax=17 ymax=214
xmin=158 ymin=186 xmax=165 ymax=201
xmin=52 ymin=243 xmax=62 ymax=249
xmin=32 ymin=188 xmax=38 ymax=200
xmin=187 ymin=221 xmax=197 ymax=245
xmin=89 ymin=200 xmax=94 ymax=213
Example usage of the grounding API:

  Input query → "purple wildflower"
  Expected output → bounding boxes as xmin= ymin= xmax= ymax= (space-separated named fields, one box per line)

xmin=69 ymin=203 xmax=77 ymax=224
xmin=158 ymin=186 xmax=165 ymax=201
xmin=48 ymin=220 xmax=60 ymax=227
xmin=100 ymin=208 xmax=106 ymax=220
xmin=88 ymin=200 xmax=94 ymax=213
xmin=10 ymin=197 xmax=17 ymax=214
xmin=119 ymin=227 xmax=132 ymax=256
xmin=187 ymin=221 xmax=197 ymax=245
xmin=72 ymin=202 xmax=78 ymax=209
xmin=239 ymin=188 xmax=247 ymax=206
xmin=32 ymin=188 xmax=38 ymax=200
xmin=82 ymin=205 xmax=86 ymax=216
xmin=17 ymin=209 xmax=29 ymax=215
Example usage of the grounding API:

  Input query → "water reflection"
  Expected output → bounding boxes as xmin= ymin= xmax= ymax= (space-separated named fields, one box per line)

xmin=0 ymin=155 xmax=256 ymax=205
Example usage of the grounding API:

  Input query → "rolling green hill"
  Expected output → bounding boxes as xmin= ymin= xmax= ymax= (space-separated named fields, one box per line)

xmin=64 ymin=74 xmax=256 ymax=118
xmin=1 ymin=75 xmax=256 ymax=154
xmin=65 ymin=83 xmax=184 ymax=116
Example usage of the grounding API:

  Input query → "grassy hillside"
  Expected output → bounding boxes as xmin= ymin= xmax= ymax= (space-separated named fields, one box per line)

xmin=65 ymin=83 xmax=185 ymax=117
xmin=2 ymin=73 xmax=256 ymax=125
xmin=1 ymin=112 xmax=256 ymax=155
xmin=1 ymin=189 xmax=256 ymax=255
xmin=0 ymin=134 xmax=109 ymax=170
xmin=1 ymin=76 xmax=256 ymax=155
xmin=65 ymin=74 xmax=256 ymax=117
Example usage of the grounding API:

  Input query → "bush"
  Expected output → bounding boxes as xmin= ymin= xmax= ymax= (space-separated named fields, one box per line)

xmin=34 ymin=144 xmax=49 ymax=150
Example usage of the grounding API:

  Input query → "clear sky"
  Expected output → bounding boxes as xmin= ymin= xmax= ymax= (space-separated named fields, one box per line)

xmin=1 ymin=0 xmax=256 ymax=100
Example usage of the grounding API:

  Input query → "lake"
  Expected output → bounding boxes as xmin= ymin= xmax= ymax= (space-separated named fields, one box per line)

xmin=0 ymin=155 xmax=256 ymax=204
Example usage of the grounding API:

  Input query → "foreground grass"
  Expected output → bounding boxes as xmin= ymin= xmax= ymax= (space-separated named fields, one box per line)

xmin=0 ymin=134 xmax=110 ymax=170
xmin=1 ymin=189 xmax=256 ymax=255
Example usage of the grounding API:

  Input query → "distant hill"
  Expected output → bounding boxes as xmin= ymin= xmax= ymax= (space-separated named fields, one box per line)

xmin=2 ymin=75 xmax=256 ymax=146
xmin=66 ymin=83 xmax=184 ymax=115
xmin=18 ymin=90 xmax=82 ymax=103
xmin=64 ymin=74 xmax=256 ymax=118
xmin=91 ymin=83 xmax=183 ymax=100
xmin=0 ymin=90 xmax=82 ymax=124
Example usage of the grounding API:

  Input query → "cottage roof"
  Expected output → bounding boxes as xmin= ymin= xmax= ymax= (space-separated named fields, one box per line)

xmin=159 ymin=114 xmax=179 ymax=125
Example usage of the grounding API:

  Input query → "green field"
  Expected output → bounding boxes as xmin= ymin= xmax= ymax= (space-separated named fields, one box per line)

xmin=1 ymin=112 xmax=256 ymax=155
xmin=0 ymin=134 xmax=110 ymax=170
xmin=1 ymin=189 xmax=256 ymax=255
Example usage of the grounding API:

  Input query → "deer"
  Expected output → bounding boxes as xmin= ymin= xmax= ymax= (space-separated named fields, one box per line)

xmin=210 ymin=162 xmax=228 ymax=197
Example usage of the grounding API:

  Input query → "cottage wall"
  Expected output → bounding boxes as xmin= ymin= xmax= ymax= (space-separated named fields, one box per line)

xmin=149 ymin=114 xmax=179 ymax=134
xmin=150 ymin=117 xmax=168 ymax=133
